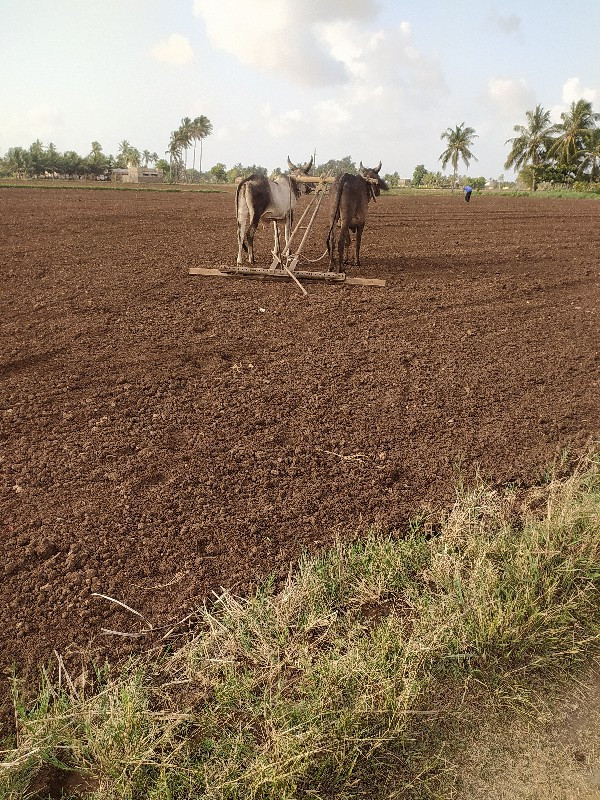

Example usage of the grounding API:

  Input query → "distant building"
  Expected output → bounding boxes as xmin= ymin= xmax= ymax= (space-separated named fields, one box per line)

xmin=111 ymin=166 xmax=163 ymax=184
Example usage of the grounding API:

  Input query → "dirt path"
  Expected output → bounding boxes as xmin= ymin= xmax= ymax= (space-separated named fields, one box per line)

xmin=1 ymin=188 xmax=599 ymax=729
xmin=456 ymin=661 xmax=600 ymax=798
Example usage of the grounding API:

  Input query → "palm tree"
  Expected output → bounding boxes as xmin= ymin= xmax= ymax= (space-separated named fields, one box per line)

xmin=128 ymin=147 xmax=141 ymax=167
xmin=167 ymin=130 xmax=184 ymax=182
xmin=548 ymin=99 xmax=600 ymax=172
xmin=142 ymin=149 xmax=151 ymax=167
xmin=439 ymin=123 xmax=478 ymax=190
xmin=150 ymin=152 xmax=159 ymax=167
xmin=191 ymin=115 xmax=213 ymax=176
xmin=87 ymin=141 xmax=106 ymax=178
xmin=577 ymin=127 xmax=600 ymax=181
xmin=177 ymin=117 xmax=194 ymax=180
xmin=117 ymin=139 xmax=131 ymax=167
xmin=504 ymin=105 xmax=555 ymax=191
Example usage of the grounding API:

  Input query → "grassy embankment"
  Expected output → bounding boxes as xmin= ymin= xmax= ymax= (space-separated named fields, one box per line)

xmin=2 ymin=453 xmax=599 ymax=799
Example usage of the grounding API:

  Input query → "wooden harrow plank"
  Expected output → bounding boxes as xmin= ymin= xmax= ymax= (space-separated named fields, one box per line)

xmin=188 ymin=267 xmax=385 ymax=287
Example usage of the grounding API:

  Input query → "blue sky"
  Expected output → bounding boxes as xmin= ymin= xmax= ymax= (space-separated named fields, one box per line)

xmin=2 ymin=0 xmax=599 ymax=178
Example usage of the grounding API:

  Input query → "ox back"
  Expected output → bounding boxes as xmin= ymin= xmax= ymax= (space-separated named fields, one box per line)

xmin=326 ymin=162 xmax=388 ymax=273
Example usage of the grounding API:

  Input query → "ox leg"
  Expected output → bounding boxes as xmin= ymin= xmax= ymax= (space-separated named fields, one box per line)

xmin=284 ymin=212 xmax=292 ymax=266
xmin=236 ymin=201 xmax=255 ymax=265
xmin=236 ymin=229 xmax=244 ymax=265
xmin=270 ymin=221 xmax=282 ymax=269
xmin=337 ymin=226 xmax=349 ymax=272
xmin=244 ymin=221 xmax=259 ymax=264
xmin=236 ymin=211 xmax=246 ymax=265
xmin=328 ymin=229 xmax=336 ymax=270
xmin=355 ymin=223 xmax=364 ymax=266
xmin=344 ymin=231 xmax=352 ymax=265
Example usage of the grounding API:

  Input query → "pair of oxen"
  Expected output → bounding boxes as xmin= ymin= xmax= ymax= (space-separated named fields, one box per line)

xmin=235 ymin=157 xmax=388 ymax=272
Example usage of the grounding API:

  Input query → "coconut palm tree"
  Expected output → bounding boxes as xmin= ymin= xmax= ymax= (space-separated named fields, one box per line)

xmin=142 ymin=149 xmax=151 ymax=167
xmin=439 ymin=123 xmax=478 ymax=190
xmin=167 ymin=130 xmax=184 ymax=182
xmin=577 ymin=127 xmax=600 ymax=181
xmin=87 ymin=141 xmax=107 ymax=178
xmin=191 ymin=115 xmax=213 ymax=176
xmin=128 ymin=147 xmax=141 ymax=167
xmin=548 ymin=99 xmax=600 ymax=172
xmin=117 ymin=139 xmax=131 ymax=168
xmin=504 ymin=105 xmax=555 ymax=191
xmin=177 ymin=117 xmax=194 ymax=180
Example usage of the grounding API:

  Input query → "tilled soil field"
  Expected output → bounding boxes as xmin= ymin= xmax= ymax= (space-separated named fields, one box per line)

xmin=1 ymin=186 xmax=599 ymax=723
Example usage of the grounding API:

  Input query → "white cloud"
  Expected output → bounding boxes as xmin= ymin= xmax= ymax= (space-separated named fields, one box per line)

xmin=487 ymin=78 xmax=535 ymax=118
xmin=193 ymin=0 xmax=379 ymax=86
xmin=561 ymin=76 xmax=597 ymax=104
xmin=151 ymin=34 xmax=195 ymax=66
xmin=550 ymin=77 xmax=598 ymax=121
xmin=308 ymin=19 xmax=446 ymax=151
xmin=314 ymin=17 xmax=444 ymax=98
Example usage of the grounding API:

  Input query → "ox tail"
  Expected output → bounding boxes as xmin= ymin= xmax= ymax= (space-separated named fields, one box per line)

xmin=326 ymin=174 xmax=350 ymax=255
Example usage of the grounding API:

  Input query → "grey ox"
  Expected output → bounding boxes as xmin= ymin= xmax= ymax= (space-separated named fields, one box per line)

xmin=236 ymin=157 xmax=313 ymax=265
xmin=326 ymin=162 xmax=389 ymax=272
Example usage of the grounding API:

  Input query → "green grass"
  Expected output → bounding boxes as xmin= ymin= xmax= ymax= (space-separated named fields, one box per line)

xmin=2 ymin=453 xmax=599 ymax=799
xmin=383 ymin=187 xmax=600 ymax=199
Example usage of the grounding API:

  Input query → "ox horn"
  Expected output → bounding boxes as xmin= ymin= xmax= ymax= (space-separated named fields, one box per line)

xmin=303 ymin=155 xmax=313 ymax=173
xmin=359 ymin=161 xmax=365 ymax=174
xmin=287 ymin=156 xmax=298 ymax=171
xmin=375 ymin=161 xmax=382 ymax=173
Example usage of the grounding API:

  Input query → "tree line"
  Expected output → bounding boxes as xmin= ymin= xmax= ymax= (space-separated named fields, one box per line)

xmin=0 ymin=139 xmax=161 ymax=180
xmin=432 ymin=97 xmax=600 ymax=192
xmin=504 ymin=100 xmax=600 ymax=190
xmin=2 ymin=97 xmax=599 ymax=190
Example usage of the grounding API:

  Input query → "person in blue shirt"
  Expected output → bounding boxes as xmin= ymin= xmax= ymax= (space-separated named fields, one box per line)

xmin=463 ymin=184 xmax=473 ymax=203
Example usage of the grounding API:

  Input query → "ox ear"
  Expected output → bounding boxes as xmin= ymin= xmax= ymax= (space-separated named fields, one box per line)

xmin=287 ymin=156 xmax=298 ymax=171
xmin=302 ymin=156 xmax=313 ymax=173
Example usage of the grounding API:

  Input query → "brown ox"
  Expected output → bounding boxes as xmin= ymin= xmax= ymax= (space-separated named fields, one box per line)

xmin=326 ymin=162 xmax=388 ymax=272
xmin=236 ymin=157 xmax=313 ymax=265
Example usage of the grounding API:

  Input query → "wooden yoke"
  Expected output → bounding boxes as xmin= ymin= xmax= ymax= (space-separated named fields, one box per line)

xmin=293 ymin=174 xmax=380 ymax=186
xmin=293 ymin=174 xmax=335 ymax=185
